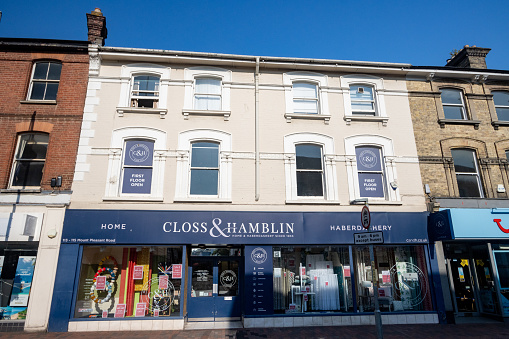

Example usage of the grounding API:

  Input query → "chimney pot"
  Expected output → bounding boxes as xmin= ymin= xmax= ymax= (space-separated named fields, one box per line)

xmin=86 ymin=8 xmax=107 ymax=46
xmin=446 ymin=45 xmax=491 ymax=69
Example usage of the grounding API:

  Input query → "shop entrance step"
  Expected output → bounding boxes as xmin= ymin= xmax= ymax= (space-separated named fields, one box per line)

xmin=185 ymin=320 xmax=243 ymax=330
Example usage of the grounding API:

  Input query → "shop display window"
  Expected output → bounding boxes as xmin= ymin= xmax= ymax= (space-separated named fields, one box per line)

xmin=273 ymin=246 xmax=352 ymax=314
xmin=0 ymin=245 xmax=37 ymax=321
xmin=74 ymin=246 xmax=183 ymax=319
xmin=354 ymin=246 xmax=432 ymax=312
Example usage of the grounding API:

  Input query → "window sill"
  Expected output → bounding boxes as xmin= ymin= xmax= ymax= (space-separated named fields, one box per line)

xmin=350 ymin=199 xmax=402 ymax=206
xmin=344 ymin=115 xmax=388 ymax=126
xmin=173 ymin=197 xmax=232 ymax=203
xmin=438 ymin=119 xmax=480 ymax=129
xmin=492 ymin=120 xmax=509 ymax=130
xmin=20 ymin=100 xmax=57 ymax=105
xmin=284 ymin=113 xmax=331 ymax=124
xmin=116 ymin=107 xmax=167 ymax=119
xmin=286 ymin=199 xmax=340 ymax=205
xmin=102 ymin=196 xmax=164 ymax=202
xmin=182 ymin=109 xmax=231 ymax=121
xmin=1 ymin=188 xmax=42 ymax=193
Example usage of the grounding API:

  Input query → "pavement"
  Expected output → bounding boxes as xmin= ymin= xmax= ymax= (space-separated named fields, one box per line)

xmin=2 ymin=323 xmax=509 ymax=339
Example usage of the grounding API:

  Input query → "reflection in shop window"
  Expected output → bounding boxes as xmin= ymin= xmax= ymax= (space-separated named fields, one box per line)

xmin=354 ymin=246 xmax=432 ymax=312
xmin=273 ymin=246 xmax=353 ymax=313
xmin=74 ymin=246 xmax=182 ymax=319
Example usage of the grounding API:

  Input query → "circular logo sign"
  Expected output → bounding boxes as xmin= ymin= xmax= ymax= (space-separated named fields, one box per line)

xmin=140 ymin=276 xmax=175 ymax=314
xmin=358 ymin=149 xmax=378 ymax=169
xmin=220 ymin=269 xmax=237 ymax=288
xmin=434 ymin=213 xmax=447 ymax=235
xmin=251 ymin=247 xmax=268 ymax=265
xmin=389 ymin=262 xmax=429 ymax=308
xmin=129 ymin=143 xmax=150 ymax=163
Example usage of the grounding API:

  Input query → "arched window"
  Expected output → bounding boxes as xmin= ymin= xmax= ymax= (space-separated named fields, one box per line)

xmin=10 ymin=133 xmax=49 ymax=187
xmin=28 ymin=61 xmax=62 ymax=101
xmin=190 ymin=141 xmax=220 ymax=195
xmin=292 ymin=82 xmax=319 ymax=114
xmin=120 ymin=139 xmax=155 ymax=194
xmin=451 ymin=149 xmax=483 ymax=197
xmin=349 ymin=84 xmax=376 ymax=115
xmin=194 ymin=78 xmax=222 ymax=110
xmin=296 ymin=144 xmax=324 ymax=196
xmin=130 ymin=75 xmax=160 ymax=108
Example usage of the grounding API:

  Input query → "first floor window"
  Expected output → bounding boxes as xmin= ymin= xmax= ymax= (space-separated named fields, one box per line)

xmin=194 ymin=78 xmax=221 ymax=110
xmin=356 ymin=146 xmax=385 ymax=198
xmin=190 ymin=142 xmax=219 ymax=195
xmin=10 ymin=133 xmax=49 ymax=187
xmin=493 ymin=91 xmax=509 ymax=121
xmin=28 ymin=61 xmax=62 ymax=100
xmin=451 ymin=149 xmax=483 ymax=197
xmin=121 ymin=140 xmax=154 ymax=194
xmin=296 ymin=144 xmax=324 ymax=197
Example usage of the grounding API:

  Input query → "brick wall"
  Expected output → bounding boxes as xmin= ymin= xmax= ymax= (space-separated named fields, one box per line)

xmin=0 ymin=49 xmax=89 ymax=191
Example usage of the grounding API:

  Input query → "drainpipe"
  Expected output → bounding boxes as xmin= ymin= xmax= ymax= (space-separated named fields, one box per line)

xmin=255 ymin=57 xmax=260 ymax=201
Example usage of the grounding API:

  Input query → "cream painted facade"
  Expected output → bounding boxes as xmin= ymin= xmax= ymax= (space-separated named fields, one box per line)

xmin=71 ymin=48 xmax=425 ymax=213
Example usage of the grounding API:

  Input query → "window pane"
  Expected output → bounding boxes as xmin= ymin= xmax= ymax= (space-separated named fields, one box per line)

xmin=17 ymin=134 xmax=49 ymax=159
xmin=191 ymin=143 xmax=219 ymax=167
xmin=506 ymin=150 xmax=509 ymax=162
xmin=443 ymin=106 xmax=464 ymax=120
xmin=194 ymin=95 xmax=221 ymax=110
xmin=12 ymin=161 xmax=45 ymax=187
xmin=47 ymin=62 xmax=62 ymax=80
xmin=133 ymin=75 xmax=159 ymax=95
xmin=441 ymin=89 xmax=463 ymax=104
xmin=196 ymin=78 xmax=221 ymax=95
xmin=496 ymin=107 xmax=509 ymax=121
xmin=358 ymin=172 xmax=385 ymax=198
xmin=456 ymin=174 xmax=482 ymax=198
xmin=33 ymin=62 xmax=49 ymax=80
xmin=218 ymin=260 xmax=239 ymax=297
xmin=45 ymin=83 xmax=59 ymax=100
xmin=296 ymin=145 xmax=322 ymax=170
xmin=191 ymin=261 xmax=214 ymax=297
xmin=293 ymin=83 xmax=317 ymax=98
xmin=30 ymin=82 xmax=46 ymax=100
xmin=293 ymin=99 xmax=318 ymax=114
xmin=493 ymin=91 xmax=509 ymax=106
xmin=122 ymin=167 xmax=152 ymax=194
xmin=297 ymin=171 xmax=323 ymax=196
xmin=451 ymin=149 xmax=477 ymax=173
xmin=350 ymin=85 xmax=374 ymax=100
xmin=190 ymin=169 xmax=218 ymax=195
xmin=351 ymin=101 xmax=375 ymax=112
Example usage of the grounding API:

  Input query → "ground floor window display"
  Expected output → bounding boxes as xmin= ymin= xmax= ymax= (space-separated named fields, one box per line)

xmin=74 ymin=246 xmax=182 ymax=319
xmin=0 ymin=244 xmax=37 ymax=320
xmin=273 ymin=245 xmax=432 ymax=314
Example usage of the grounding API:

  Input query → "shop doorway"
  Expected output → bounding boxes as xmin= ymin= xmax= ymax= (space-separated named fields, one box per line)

xmin=188 ymin=247 xmax=242 ymax=321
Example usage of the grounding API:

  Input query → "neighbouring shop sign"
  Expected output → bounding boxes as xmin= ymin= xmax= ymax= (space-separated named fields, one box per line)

xmin=61 ymin=210 xmax=428 ymax=245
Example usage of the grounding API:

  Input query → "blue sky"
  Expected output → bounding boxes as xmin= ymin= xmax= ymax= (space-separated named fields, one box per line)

xmin=1 ymin=1 xmax=508 ymax=69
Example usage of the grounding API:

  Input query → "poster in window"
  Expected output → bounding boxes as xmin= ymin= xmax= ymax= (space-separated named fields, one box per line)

xmin=122 ymin=167 xmax=152 ymax=194
xmin=356 ymin=147 xmax=382 ymax=172
xmin=9 ymin=256 xmax=36 ymax=307
xmin=124 ymin=140 xmax=154 ymax=166
xmin=0 ymin=256 xmax=4 ymax=277
xmin=358 ymin=173 xmax=384 ymax=198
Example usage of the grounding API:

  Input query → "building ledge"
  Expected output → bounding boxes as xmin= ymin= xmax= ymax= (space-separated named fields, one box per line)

xmin=284 ymin=113 xmax=331 ymax=124
xmin=20 ymin=100 xmax=57 ymax=105
xmin=173 ymin=198 xmax=232 ymax=203
xmin=438 ymin=119 xmax=481 ymax=129
xmin=492 ymin=120 xmax=509 ymax=130
xmin=344 ymin=115 xmax=389 ymax=126
xmin=116 ymin=107 xmax=167 ymax=118
xmin=102 ymin=197 xmax=164 ymax=202
xmin=350 ymin=199 xmax=402 ymax=206
xmin=435 ymin=197 xmax=509 ymax=209
xmin=182 ymin=109 xmax=231 ymax=121
xmin=1 ymin=188 xmax=41 ymax=193
xmin=286 ymin=200 xmax=340 ymax=205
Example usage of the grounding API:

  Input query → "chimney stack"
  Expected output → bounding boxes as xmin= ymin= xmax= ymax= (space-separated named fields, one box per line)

xmin=86 ymin=8 xmax=107 ymax=46
xmin=445 ymin=45 xmax=491 ymax=69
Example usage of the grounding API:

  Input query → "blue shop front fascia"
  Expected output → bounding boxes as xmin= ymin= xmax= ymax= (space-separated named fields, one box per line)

xmin=428 ymin=208 xmax=509 ymax=318
xmin=49 ymin=209 xmax=431 ymax=331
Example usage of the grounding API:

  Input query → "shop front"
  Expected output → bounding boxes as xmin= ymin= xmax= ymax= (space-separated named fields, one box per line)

xmin=48 ymin=209 xmax=436 ymax=332
xmin=428 ymin=209 xmax=509 ymax=322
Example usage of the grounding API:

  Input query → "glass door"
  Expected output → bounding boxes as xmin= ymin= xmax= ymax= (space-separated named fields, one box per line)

xmin=472 ymin=245 xmax=499 ymax=315
xmin=448 ymin=258 xmax=479 ymax=315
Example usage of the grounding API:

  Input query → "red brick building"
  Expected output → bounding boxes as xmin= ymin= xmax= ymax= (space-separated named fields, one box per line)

xmin=0 ymin=38 xmax=89 ymax=331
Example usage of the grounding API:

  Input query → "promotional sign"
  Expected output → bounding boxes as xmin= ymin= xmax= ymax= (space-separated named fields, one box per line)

xmin=102 ymin=310 xmax=108 ymax=318
xmin=133 ymin=265 xmax=144 ymax=280
xmin=9 ymin=256 xmax=36 ymax=307
xmin=159 ymin=275 xmax=168 ymax=290
xmin=356 ymin=147 xmax=384 ymax=198
xmin=114 ymin=304 xmax=126 ymax=318
xmin=135 ymin=303 xmax=146 ymax=317
xmin=172 ymin=264 xmax=182 ymax=279
xmin=124 ymin=140 xmax=154 ymax=167
xmin=244 ymin=246 xmax=273 ymax=316
xmin=122 ymin=168 xmax=152 ymax=194
xmin=61 ymin=210 xmax=428 ymax=245
xmin=96 ymin=276 xmax=106 ymax=290
xmin=121 ymin=140 xmax=154 ymax=194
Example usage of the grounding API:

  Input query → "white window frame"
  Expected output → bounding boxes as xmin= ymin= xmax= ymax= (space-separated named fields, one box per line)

xmin=175 ymin=129 xmax=232 ymax=202
xmin=130 ymin=74 xmax=160 ymax=108
xmin=451 ymin=149 xmax=484 ymax=198
xmin=344 ymin=135 xmax=399 ymax=203
xmin=341 ymin=75 xmax=388 ymax=125
xmin=493 ymin=90 xmax=509 ymax=122
xmin=284 ymin=133 xmax=338 ymax=203
xmin=27 ymin=61 xmax=62 ymax=101
xmin=117 ymin=64 xmax=170 ymax=118
xmin=283 ymin=72 xmax=330 ymax=123
xmin=9 ymin=133 xmax=49 ymax=189
xmin=183 ymin=67 xmax=231 ymax=120
xmin=292 ymin=82 xmax=320 ymax=114
xmin=104 ymin=127 xmax=166 ymax=200
xmin=440 ymin=88 xmax=467 ymax=120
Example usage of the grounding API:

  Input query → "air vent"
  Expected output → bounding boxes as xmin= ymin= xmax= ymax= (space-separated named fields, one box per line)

xmin=357 ymin=87 xmax=364 ymax=94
